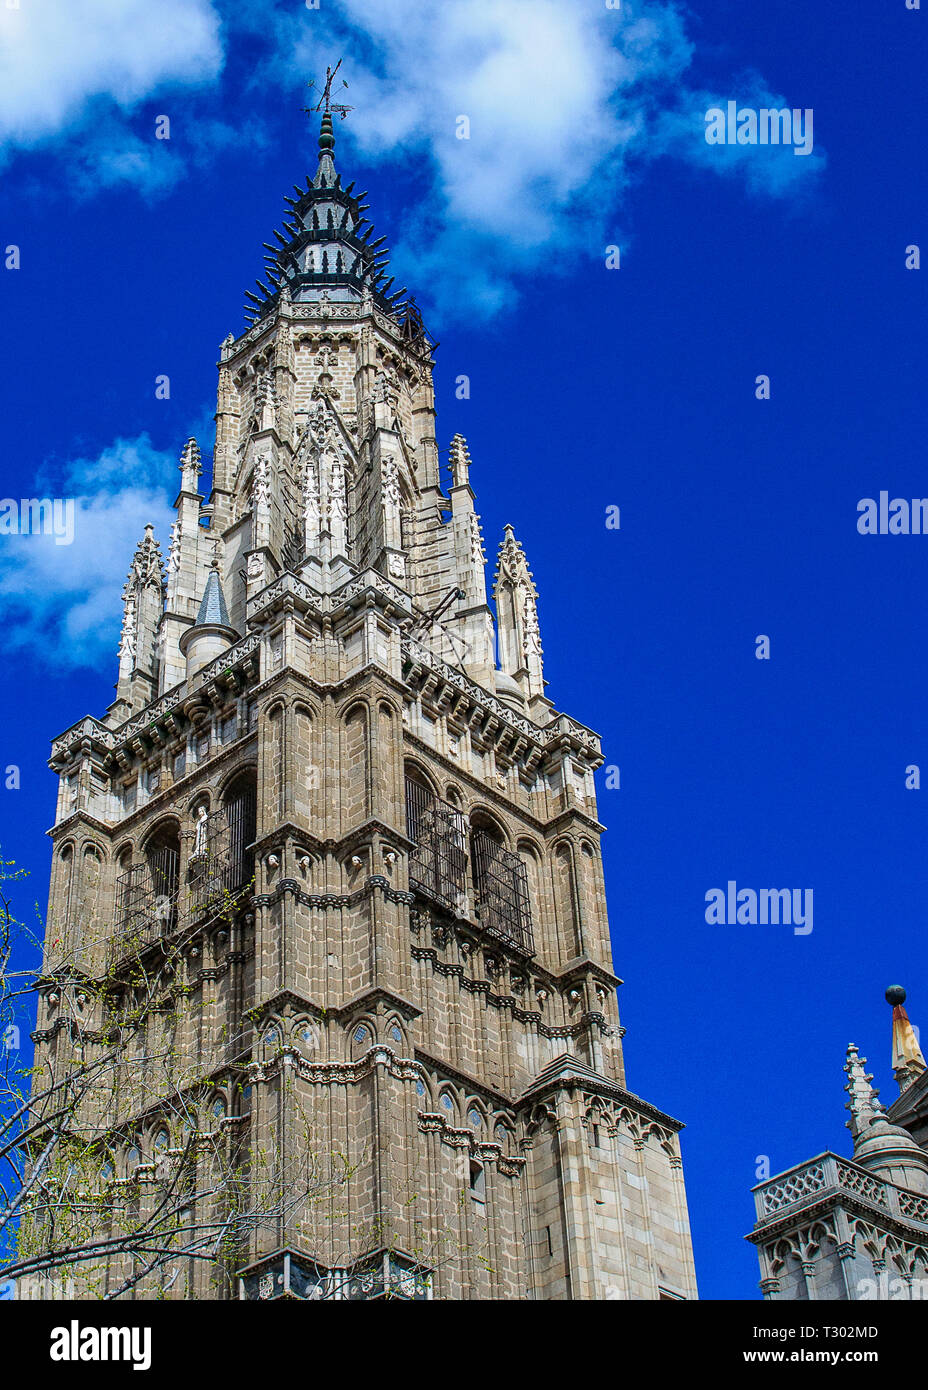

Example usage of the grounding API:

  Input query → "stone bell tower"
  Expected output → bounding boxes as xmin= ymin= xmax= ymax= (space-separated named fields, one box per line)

xmin=36 ymin=106 xmax=697 ymax=1301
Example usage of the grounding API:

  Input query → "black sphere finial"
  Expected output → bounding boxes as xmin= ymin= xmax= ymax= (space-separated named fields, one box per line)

xmin=886 ymin=984 xmax=907 ymax=1006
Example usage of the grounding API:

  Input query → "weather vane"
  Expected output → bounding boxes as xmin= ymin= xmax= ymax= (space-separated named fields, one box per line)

xmin=304 ymin=58 xmax=353 ymax=121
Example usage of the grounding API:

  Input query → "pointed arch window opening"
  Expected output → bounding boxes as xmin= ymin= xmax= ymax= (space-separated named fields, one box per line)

xmin=404 ymin=774 xmax=534 ymax=953
xmin=57 ymin=848 xmax=75 ymax=939
xmin=470 ymin=825 xmax=534 ymax=954
xmin=113 ymin=825 xmax=180 ymax=955
xmin=186 ymin=777 xmax=257 ymax=915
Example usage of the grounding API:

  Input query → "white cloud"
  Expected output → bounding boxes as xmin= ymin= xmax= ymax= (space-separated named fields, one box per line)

xmin=263 ymin=0 xmax=824 ymax=318
xmin=0 ymin=0 xmax=825 ymax=290
xmin=0 ymin=0 xmax=222 ymax=146
xmin=0 ymin=0 xmax=227 ymax=197
xmin=0 ymin=435 xmax=177 ymax=669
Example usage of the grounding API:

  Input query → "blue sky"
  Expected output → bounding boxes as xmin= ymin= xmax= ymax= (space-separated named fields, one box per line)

xmin=0 ymin=0 xmax=926 ymax=1299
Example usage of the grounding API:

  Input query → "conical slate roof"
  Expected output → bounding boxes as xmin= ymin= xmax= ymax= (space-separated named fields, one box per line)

xmin=195 ymin=566 xmax=232 ymax=628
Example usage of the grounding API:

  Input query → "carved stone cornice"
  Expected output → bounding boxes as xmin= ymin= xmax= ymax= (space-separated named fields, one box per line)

xmin=402 ymin=635 xmax=603 ymax=776
xmin=252 ymin=874 xmax=413 ymax=912
xmin=47 ymin=810 xmax=113 ymax=842
xmin=416 ymin=1111 xmax=525 ymax=1174
xmin=246 ymin=1041 xmax=423 ymax=1089
xmin=519 ymin=1058 xmax=685 ymax=1133
xmin=49 ymin=634 xmax=261 ymax=770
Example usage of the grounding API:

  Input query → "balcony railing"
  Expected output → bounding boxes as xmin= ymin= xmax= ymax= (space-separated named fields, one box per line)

xmin=751 ymin=1152 xmax=928 ymax=1233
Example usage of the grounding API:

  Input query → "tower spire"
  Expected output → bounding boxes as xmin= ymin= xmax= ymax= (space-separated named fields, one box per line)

xmin=242 ymin=61 xmax=411 ymax=329
xmin=304 ymin=59 xmax=352 ymax=191
xmin=886 ymin=985 xmax=927 ymax=1093
xmin=313 ymin=109 xmax=338 ymax=189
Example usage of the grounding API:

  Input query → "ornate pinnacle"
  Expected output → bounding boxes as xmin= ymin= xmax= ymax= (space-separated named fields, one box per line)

xmin=844 ymin=1043 xmax=883 ymax=1143
xmin=179 ymin=437 xmax=202 ymax=485
xmin=127 ymin=523 xmax=164 ymax=592
xmin=449 ymin=433 xmax=472 ymax=489
xmin=494 ymin=523 xmax=537 ymax=595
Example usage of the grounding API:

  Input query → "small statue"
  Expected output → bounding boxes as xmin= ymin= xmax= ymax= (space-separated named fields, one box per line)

xmin=193 ymin=804 xmax=209 ymax=857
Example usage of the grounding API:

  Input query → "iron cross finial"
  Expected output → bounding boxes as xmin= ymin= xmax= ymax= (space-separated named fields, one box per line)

xmin=304 ymin=58 xmax=354 ymax=121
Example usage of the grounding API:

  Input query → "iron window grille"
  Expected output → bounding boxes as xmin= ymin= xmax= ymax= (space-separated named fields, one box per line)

xmin=405 ymin=777 xmax=467 ymax=914
xmin=186 ymin=785 xmax=257 ymax=917
xmin=470 ymin=828 xmax=534 ymax=953
xmin=113 ymin=844 xmax=179 ymax=959
xmin=404 ymin=777 xmax=535 ymax=953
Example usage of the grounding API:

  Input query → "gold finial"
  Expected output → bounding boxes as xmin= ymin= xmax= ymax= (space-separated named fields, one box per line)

xmin=886 ymin=986 xmax=927 ymax=1093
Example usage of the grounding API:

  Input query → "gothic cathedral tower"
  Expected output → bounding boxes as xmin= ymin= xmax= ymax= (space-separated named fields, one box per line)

xmin=37 ymin=111 xmax=697 ymax=1301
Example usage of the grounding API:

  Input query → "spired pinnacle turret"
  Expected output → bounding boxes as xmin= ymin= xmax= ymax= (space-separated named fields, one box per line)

xmin=844 ymin=1043 xmax=883 ymax=1142
xmin=38 ymin=98 xmax=698 ymax=1303
xmin=243 ymin=98 xmax=412 ymax=329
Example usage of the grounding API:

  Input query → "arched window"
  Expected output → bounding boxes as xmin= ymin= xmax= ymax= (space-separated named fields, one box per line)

xmin=404 ymin=765 xmax=467 ymax=911
xmin=57 ymin=846 xmax=74 ymax=931
xmin=143 ymin=821 xmax=180 ymax=934
xmin=404 ymin=764 xmax=436 ymax=844
xmin=223 ymin=770 xmax=257 ymax=891
xmin=469 ymin=816 xmax=533 ymax=952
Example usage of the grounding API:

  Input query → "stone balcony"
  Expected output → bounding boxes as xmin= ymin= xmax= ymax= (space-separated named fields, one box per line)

xmin=750 ymin=1150 xmax=928 ymax=1236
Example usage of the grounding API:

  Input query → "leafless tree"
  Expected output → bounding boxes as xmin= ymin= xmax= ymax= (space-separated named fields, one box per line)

xmin=0 ymin=856 xmax=471 ymax=1300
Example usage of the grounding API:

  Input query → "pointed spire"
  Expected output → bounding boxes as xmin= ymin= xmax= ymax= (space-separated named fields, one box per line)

xmin=844 ymin=1043 xmax=883 ymax=1142
xmin=194 ymin=561 xmax=232 ymax=629
xmin=449 ymin=433 xmax=472 ymax=489
xmin=192 ymin=547 xmax=234 ymax=631
xmin=886 ymin=985 xmax=927 ymax=1093
xmin=179 ymin=437 xmax=202 ymax=494
xmin=179 ymin=551 xmax=237 ymax=679
xmin=314 ymin=110 xmax=337 ymax=189
xmin=242 ymin=99 xmax=406 ymax=327
xmin=494 ymin=525 xmax=545 ymax=701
